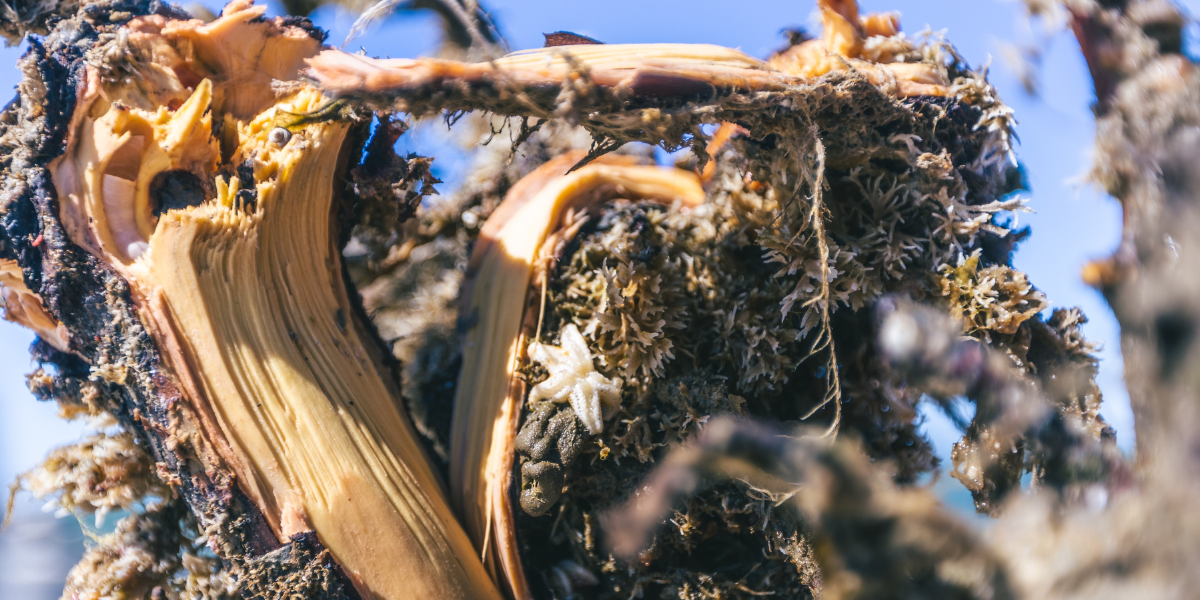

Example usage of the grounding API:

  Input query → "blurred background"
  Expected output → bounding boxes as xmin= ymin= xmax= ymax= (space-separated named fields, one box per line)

xmin=2 ymin=0 xmax=1189 ymax=596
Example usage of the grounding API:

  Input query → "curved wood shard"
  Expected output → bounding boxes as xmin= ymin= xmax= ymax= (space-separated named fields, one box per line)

xmin=451 ymin=153 xmax=703 ymax=599
xmin=0 ymin=259 xmax=71 ymax=352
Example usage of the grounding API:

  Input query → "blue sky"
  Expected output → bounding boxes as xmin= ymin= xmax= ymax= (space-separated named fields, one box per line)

xmin=2 ymin=0 xmax=1190 ymax=505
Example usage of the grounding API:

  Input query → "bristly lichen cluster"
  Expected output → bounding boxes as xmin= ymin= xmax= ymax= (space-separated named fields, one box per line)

xmin=61 ymin=501 xmax=240 ymax=600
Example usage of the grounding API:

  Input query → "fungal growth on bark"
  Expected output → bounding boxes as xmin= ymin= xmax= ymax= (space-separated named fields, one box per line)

xmin=6 ymin=0 xmax=1199 ymax=598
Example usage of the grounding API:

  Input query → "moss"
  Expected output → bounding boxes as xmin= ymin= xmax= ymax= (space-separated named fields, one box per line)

xmin=550 ymin=201 xmax=807 ymax=398
xmin=10 ymin=367 xmax=245 ymax=598
xmin=483 ymin=26 xmax=1107 ymax=597
xmin=592 ymin=249 xmax=684 ymax=380
xmin=938 ymin=249 xmax=1048 ymax=338
xmin=348 ymin=36 xmax=1108 ymax=591
xmin=15 ymin=430 xmax=171 ymax=526
xmin=61 ymin=501 xmax=241 ymax=600
xmin=345 ymin=22 xmax=1111 ymax=592
xmin=351 ymin=120 xmax=602 ymax=475
xmin=342 ymin=117 xmax=440 ymax=260
xmin=0 ymin=0 xmax=82 ymax=45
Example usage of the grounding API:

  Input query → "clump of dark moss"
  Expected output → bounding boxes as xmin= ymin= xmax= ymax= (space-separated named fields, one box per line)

xmin=346 ymin=21 xmax=1110 ymax=600
xmin=498 ymin=40 xmax=1109 ymax=599
xmin=546 ymin=201 xmax=807 ymax=399
xmin=514 ymin=367 xmax=820 ymax=600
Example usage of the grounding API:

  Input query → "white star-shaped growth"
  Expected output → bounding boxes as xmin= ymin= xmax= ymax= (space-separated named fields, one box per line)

xmin=527 ymin=324 xmax=623 ymax=435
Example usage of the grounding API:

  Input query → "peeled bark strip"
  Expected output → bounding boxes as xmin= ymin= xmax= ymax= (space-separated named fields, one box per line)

xmin=305 ymin=0 xmax=951 ymax=165
xmin=307 ymin=26 xmax=949 ymax=108
xmin=0 ymin=1 xmax=498 ymax=598
xmin=0 ymin=257 xmax=70 ymax=351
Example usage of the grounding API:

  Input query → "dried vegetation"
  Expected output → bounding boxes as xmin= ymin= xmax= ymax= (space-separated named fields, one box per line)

xmin=341 ymin=1 xmax=1114 ymax=598
xmin=5 ymin=0 xmax=1199 ymax=599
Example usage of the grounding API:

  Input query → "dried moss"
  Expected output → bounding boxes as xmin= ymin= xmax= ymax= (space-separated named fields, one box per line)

xmin=344 ymin=22 xmax=1113 ymax=595
xmin=938 ymin=249 xmax=1048 ymax=338
xmin=62 ymin=501 xmax=241 ymax=600
xmin=483 ymin=29 xmax=1108 ymax=599
xmin=6 ymin=369 xmax=245 ymax=599
xmin=0 ymin=0 xmax=81 ymax=45
xmin=14 ymin=429 xmax=171 ymax=526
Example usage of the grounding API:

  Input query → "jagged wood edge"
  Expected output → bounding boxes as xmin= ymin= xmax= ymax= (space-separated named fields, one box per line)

xmin=0 ymin=2 xmax=370 ymax=597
